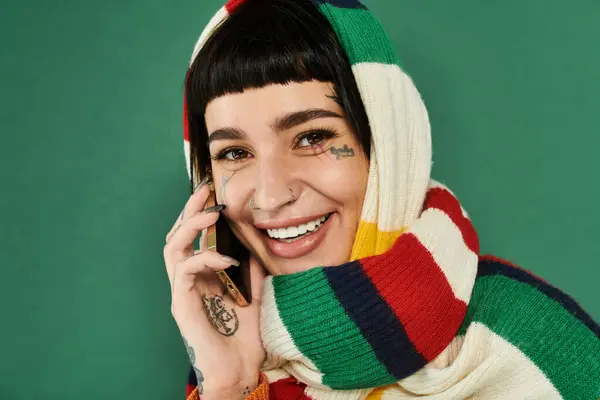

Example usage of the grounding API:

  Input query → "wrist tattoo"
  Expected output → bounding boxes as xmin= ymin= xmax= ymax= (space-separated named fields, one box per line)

xmin=330 ymin=144 xmax=355 ymax=160
xmin=243 ymin=385 xmax=251 ymax=396
xmin=202 ymin=294 xmax=239 ymax=336
xmin=183 ymin=336 xmax=205 ymax=394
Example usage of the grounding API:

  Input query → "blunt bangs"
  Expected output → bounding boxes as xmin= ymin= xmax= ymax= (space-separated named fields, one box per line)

xmin=184 ymin=0 xmax=371 ymax=189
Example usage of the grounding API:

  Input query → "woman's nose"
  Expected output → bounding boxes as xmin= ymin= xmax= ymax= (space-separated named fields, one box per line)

xmin=251 ymin=159 xmax=298 ymax=212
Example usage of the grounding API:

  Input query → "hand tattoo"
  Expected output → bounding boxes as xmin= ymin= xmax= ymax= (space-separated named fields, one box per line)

xmin=330 ymin=144 xmax=356 ymax=160
xmin=202 ymin=294 xmax=239 ymax=336
xmin=183 ymin=336 xmax=205 ymax=394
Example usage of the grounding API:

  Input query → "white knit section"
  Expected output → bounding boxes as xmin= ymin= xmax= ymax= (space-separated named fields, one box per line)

xmin=351 ymin=63 xmax=432 ymax=229
xmin=262 ymin=368 xmax=291 ymax=384
xmin=376 ymin=322 xmax=562 ymax=399
xmin=259 ymin=277 xmax=327 ymax=387
xmin=406 ymin=207 xmax=477 ymax=304
xmin=283 ymin=362 xmax=330 ymax=390
xmin=427 ymin=180 xmax=451 ymax=194
xmin=184 ymin=139 xmax=192 ymax=180
xmin=360 ymin=145 xmax=379 ymax=224
xmin=265 ymin=325 xmax=563 ymax=399
xmin=189 ymin=6 xmax=229 ymax=66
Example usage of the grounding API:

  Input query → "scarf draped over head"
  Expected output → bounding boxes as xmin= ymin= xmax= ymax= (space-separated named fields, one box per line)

xmin=183 ymin=0 xmax=480 ymax=397
xmin=184 ymin=2 xmax=600 ymax=399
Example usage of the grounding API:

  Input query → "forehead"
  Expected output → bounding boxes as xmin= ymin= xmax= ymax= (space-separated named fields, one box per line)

xmin=204 ymin=80 xmax=341 ymax=130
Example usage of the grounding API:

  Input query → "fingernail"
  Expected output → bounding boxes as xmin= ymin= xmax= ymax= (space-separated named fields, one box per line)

xmin=203 ymin=204 xmax=226 ymax=213
xmin=194 ymin=175 xmax=211 ymax=193
xmin=179 ymin=210 xmax=184 ymax=220
xmin=221 ymin=255 xmax=240 ymax=267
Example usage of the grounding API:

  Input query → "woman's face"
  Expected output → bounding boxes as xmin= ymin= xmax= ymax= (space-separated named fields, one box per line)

xmin=204 ymin=80 xmax=369 ymax=275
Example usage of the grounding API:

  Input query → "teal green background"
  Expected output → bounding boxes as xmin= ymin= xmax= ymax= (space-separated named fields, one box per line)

xmin=1 ymin=0 xmax=598 ymax=398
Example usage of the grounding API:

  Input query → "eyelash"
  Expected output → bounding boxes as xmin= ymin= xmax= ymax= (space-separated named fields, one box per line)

xmin=211 ymin=127 xmax=340 ymax=162
xmin=294 ymin=127 xmax=340 ymax=149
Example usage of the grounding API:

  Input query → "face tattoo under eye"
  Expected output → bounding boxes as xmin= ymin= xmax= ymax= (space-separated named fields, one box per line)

xmin=204 ymin=81 xmax=369 ymax=276
xmin=329 ymin=144 xmax=356 ymax=160
xmin=219 ymin=171 xmax=236 ymax=206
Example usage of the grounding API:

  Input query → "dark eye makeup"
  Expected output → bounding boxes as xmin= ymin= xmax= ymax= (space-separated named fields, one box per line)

xmin=210 ymin=127 xmax=341 ymax=163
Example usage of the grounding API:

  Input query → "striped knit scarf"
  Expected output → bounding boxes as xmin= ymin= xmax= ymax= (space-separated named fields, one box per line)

xmin=183 ymin=1 xmax=600 ymax=399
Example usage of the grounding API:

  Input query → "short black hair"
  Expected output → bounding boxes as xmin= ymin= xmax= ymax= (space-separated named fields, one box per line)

xmin=184 ymin=0 xmax=371 ymax=191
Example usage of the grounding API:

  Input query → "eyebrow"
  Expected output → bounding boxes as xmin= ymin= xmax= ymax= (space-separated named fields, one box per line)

xmin=206 ymin=127 xmax=247 ymax=147
xmin=206 ymin=108 xmax=343 ymax=147
xmin=270 ymin=108 xmax=344 ymax=131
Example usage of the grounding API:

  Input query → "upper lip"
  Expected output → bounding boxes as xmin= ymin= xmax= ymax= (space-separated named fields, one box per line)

xmin=254 ymin=212 xmax=332 ymax=230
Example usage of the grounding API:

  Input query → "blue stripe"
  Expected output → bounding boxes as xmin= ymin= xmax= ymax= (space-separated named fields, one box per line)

xmin=323 ymin=261 xmax=427 ymax=380
xmin=479 ymin=258 xmax=600 ymax=338
xmin=187 ymin=366 xmax=196 ymax=386
xmin=311 ymin=0 xmax=367 ymax=9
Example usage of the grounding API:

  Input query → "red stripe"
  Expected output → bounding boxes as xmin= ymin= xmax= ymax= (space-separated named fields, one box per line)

xmin=270 ymin=377 xmax=313 ymax=400
xmin=185 ymin=383 xmax=194 ymax=398
xmin=183 ymin=94 xmax=190 ymax=142
xmin=225 ymin=0 xmax=248 ymax=13
xmin=424 ymin=187 xmax=479 ymax=255
xmin=361 ymin=234 xmax=467 ymax=361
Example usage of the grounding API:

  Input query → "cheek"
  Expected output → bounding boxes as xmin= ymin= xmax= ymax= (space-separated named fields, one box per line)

xmin=301 ymin=155 xmax=369 ymax=207
xmin=214 ymin=169 xmax=252 ymax=218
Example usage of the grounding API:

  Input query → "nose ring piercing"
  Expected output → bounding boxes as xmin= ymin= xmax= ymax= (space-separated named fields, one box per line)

xmin=289 ymin=188 xmax=297 ymax=203
xmin=249 ymin=188 xmax=297 ymax=210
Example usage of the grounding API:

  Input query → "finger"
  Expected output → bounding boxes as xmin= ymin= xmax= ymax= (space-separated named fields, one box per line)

xmin=248 ymin=255 xmax=267 ymax=303
xmin=164 ymin=211 xmax=220 ymax=280
xmin=172 ymin=250 xmax=239 ymax=294
xmin=167 ymin=210 xmax=220 ymax=254
xmin=165 ymin=222 xmax=183 ymax=244
xmin=182 ymin=180 xmax=212 ymax=223
xmin=165 ymin=179 xmax=211 ymax=243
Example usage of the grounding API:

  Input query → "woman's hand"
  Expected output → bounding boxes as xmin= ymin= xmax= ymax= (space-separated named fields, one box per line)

xmin=163 ymin=182 xmax=266 ymax=399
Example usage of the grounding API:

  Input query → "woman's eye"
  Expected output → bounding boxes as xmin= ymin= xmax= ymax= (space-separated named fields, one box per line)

xmin=297 ymin=132 xmax=325 ymax=148
xmin=222 ymin=148 xmax=249 ymax=161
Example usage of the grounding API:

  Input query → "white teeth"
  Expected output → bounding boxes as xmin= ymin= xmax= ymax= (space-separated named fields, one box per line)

xmin=266 ymin=214 xmax=330 ymax=240
xmin=288 ymin=226 xmax=299 ymax=237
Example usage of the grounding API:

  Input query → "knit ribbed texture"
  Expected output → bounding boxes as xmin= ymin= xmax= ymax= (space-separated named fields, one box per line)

xmin=182 ymin=0 xmax=600 ymax=398
xmin=259 ymin=181 xmax=479 ymax=393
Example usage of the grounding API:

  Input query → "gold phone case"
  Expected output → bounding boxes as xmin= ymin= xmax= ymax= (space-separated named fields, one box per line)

xmin=206 ymin=182 xmax=249 ymax=307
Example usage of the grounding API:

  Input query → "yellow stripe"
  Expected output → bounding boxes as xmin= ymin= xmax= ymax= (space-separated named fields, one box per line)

xmin=366 ymin=385 xmax=392 ymax=400
xmin=350 ymin=220 xmax=406 ymax=261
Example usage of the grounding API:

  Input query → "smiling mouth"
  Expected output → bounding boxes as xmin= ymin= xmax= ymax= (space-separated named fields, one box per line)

xmin=264 ymin=213 xmax=333 ymax=242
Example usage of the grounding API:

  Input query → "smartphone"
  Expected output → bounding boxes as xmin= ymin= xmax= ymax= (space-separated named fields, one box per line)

xmin=205 ymin=184 xmax=251 ymax=307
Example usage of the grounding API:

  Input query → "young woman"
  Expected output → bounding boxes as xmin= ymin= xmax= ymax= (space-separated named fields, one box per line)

xmin=163 ymin=0 xmax=600 ymax=399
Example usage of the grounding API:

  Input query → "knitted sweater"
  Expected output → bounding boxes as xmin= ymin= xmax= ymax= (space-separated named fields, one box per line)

xmin=184 ymin=255 xmax=599 ymax=400
xmin=181 ymin=0 xmax=600 ymax=399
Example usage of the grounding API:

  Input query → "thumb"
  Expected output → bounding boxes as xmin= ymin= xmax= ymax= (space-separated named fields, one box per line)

xmin=249 ymin=255 xmax=267 ymax=303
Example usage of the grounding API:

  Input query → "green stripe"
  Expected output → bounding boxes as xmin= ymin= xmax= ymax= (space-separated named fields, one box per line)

xmin=273 ymin=268 xmax=396 ymax=389
xmin=316 ymin=4 xmax=401 ymax=67
xmin=459 ymin=275 xmax=600 ymax=399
